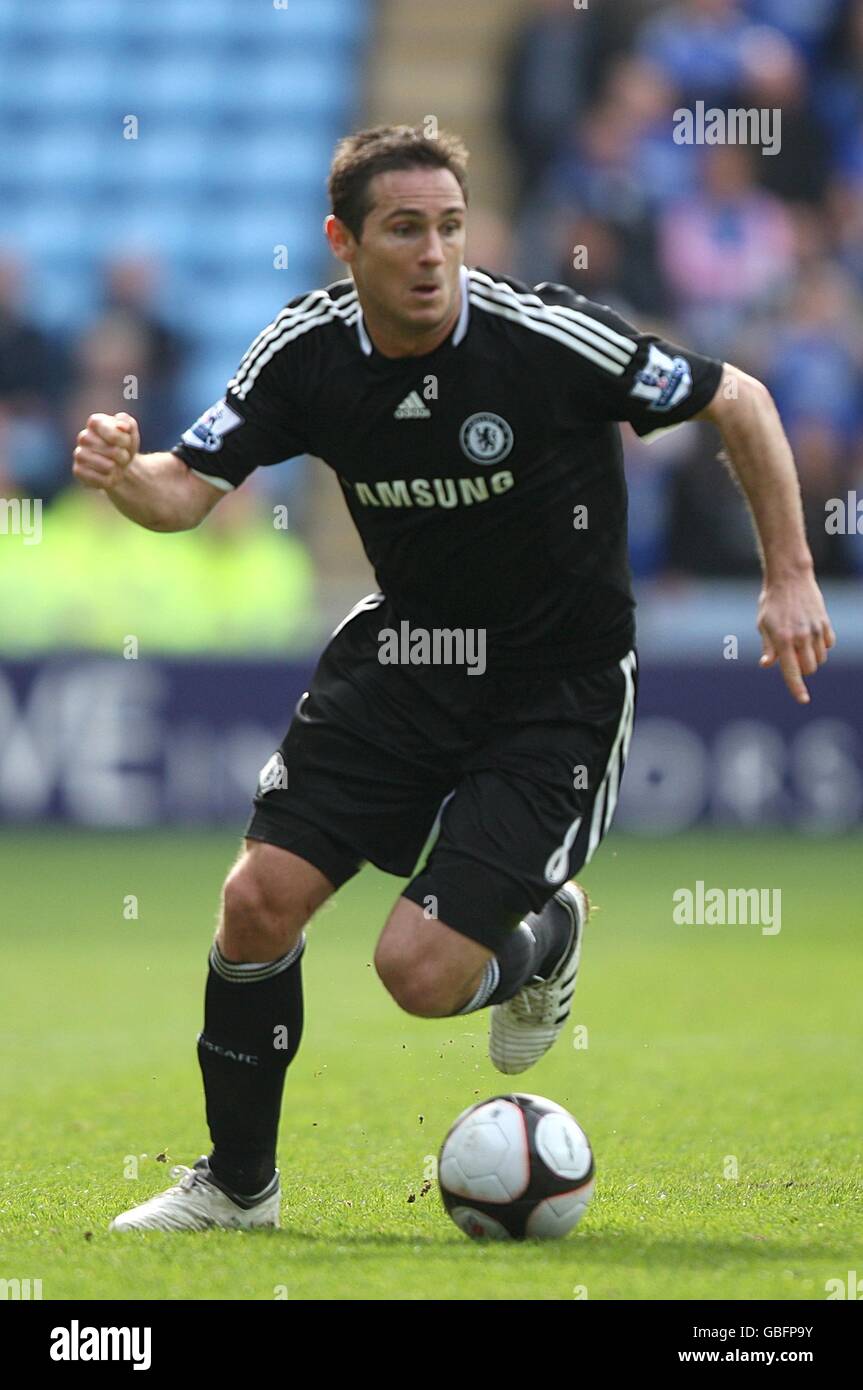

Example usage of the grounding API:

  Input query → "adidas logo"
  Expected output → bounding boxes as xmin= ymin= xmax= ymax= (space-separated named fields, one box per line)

xmin=394 ymin=391 xmax=431 ymax=419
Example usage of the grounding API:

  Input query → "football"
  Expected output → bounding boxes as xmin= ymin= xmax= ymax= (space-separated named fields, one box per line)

xmin=438 ymin=1092 xmax=595 ymax=1240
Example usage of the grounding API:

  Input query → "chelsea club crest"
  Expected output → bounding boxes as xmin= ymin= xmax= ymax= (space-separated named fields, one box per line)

xmin=459 ymin=412 xmax=514 ymax=464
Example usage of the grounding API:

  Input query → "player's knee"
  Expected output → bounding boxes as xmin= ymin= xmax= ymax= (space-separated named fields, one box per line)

xmin=374 ymin=946 xmax=461 ymax=1018
xmin=220 ymin=858 xmax=307 ymax=962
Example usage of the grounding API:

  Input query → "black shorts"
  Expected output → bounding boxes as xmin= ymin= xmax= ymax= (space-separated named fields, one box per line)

xmin=246 ymin=594 xmax=637 ymax=952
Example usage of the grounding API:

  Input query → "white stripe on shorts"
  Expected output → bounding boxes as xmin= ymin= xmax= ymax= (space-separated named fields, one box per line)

xmin=543 ymin=649 xmax=636 ymax=884
xmin=331 ymin=591 xmax=386 ymax=639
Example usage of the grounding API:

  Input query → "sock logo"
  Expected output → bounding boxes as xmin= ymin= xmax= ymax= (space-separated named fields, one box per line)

xmin=198 ymin=1034 xmax=259 ymax=1065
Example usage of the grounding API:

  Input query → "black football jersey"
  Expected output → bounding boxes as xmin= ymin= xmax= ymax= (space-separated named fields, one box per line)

xmin=172 ymin=265 xmax=724 ymax=671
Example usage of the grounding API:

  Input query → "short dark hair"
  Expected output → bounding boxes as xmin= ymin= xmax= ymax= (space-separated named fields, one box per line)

xmin=328 ymin=124 xmax=469 ymax=240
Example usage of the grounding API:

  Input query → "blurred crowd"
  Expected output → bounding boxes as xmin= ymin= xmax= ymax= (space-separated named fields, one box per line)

xmin=0 ymin=255 xmax=186 ymax=504
xmin=501 ymin=0 xmax=863 ymax=578
xmin=1 ymin=0 xmax=861 ymax=653
xmin=0 ymin=253 xmax=316 ymax=651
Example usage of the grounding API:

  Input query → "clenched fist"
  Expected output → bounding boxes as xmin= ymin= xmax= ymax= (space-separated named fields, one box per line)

xmin=73 ymin=412 xmax=141 ymax=490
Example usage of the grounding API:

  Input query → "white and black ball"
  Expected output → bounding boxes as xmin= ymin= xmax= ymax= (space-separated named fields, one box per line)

xmin=438 ymin=1093 xmax=595 ymax=1240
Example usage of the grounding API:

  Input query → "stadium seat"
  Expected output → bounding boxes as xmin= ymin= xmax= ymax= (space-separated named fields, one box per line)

xmin=212 ymin=130 xmax=332 ymax=196
xmin=0 ymin=0 xmax=370 ymax=359
xmin=7 ymin=127 xmax=106 ymax=189
xmin=30 ymin=268 xmax=99 ymax=332
xmin=9 ymin=49 xmax=117 ymax=110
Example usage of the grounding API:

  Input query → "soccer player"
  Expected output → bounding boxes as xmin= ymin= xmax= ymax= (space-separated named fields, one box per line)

xmin=72 ymin=126 xmax=835 ymax=1231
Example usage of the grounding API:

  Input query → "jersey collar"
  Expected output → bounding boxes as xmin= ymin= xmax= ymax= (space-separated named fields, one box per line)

xmin=356 ymin=264 xmax=470 ymax=356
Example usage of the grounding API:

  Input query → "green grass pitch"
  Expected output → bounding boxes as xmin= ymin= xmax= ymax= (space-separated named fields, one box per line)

xmin=1 ymin=828 xmax=860 ymax=1301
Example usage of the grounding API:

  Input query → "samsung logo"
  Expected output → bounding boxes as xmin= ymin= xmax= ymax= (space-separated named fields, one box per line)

xmin=346 ymin=471 xmax=515 ymax=509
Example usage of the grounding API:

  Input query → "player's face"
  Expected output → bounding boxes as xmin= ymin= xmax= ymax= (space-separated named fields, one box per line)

xmin=339 ymin=167 xmax=466 ymax=343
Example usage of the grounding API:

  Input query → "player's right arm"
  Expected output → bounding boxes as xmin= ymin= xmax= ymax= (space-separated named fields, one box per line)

xmin=72 ymin=411 xmax=225 ymax=531
xmin=78 ymin=294 xmax=317 ymax=525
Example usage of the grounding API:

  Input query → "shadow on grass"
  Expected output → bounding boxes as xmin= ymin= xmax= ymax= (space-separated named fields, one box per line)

xmin=261 ymin=1227 xmax=849 ymax=1266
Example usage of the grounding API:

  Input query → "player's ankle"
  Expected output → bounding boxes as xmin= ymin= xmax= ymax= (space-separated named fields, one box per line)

xmin=536 ymin=900 xmax=575 ymax=979
xmin=207 ymin=1154 xmax=276 ymax=1202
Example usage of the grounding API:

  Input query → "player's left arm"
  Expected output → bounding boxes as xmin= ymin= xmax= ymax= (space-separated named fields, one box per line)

xmin=695 ymin=363 xmax=836 ymax=705
xmin=534 ymin=284 xmax=836 ymax=703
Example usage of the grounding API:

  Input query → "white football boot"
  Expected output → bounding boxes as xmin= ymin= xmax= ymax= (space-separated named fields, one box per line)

xmin=489 ymin=881 xmax=589 ymax=1075
xmin=109 ymin=1157 xmax=280 ymax=1232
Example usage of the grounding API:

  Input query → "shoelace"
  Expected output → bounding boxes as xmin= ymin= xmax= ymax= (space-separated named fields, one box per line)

xmin=169 ymin=1164 xmax=206 ymax=1193
xmin=508 ymin=976 xmax=561 ymax=1026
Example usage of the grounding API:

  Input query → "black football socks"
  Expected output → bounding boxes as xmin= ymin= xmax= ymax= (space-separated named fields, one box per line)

xmin=457 ymin=894 xmax=575 ymax=1014
xmin=197 ymin=935 xmax=305 ymax=1199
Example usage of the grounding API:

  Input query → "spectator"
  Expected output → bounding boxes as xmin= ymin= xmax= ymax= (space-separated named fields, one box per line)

xmin=602 ymin=56 xmax=698 ymax=214
xmin=637 ymin=0 xmax=760 ymax=104
xmin=66 ymin=258 xmax=187 ymax=467
xmin=787 ymin=420 xmax=856 ymax=577
xmin=665 ymin=426 xmax=764 ymax=576
xmin=622 ymin=420 xmax=697 ymax=578
xmin=815 ymin=1 xmax=863 ymax=187
xmin=99 ymin=256 xmax=186 ymax=445
xmin=0 ymin=253 xmax=70 ymax=500
xmin=742 ymin=0 xmax=845 ymax=63
xmin=744 ymin=35 xmax=832 ymax=206
xmin=541 ymin=211 xmax=666 ymax=319
xmin=501 ymin=0 xmax=599 ymax=208
xmin=657 ymin=145 xmax=796 ymax=353
xmin=534 ymin=58 xmax=690 ymax=313
xmin=503 ymin=0 xmax=862 ymax=579
xmin=765 ymin=262 xmax=863 ymax=446
xmin=827 ymin=178 xmax=863 ymax=290
xmin=65 ymin=313 xmax=152 ymax=458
